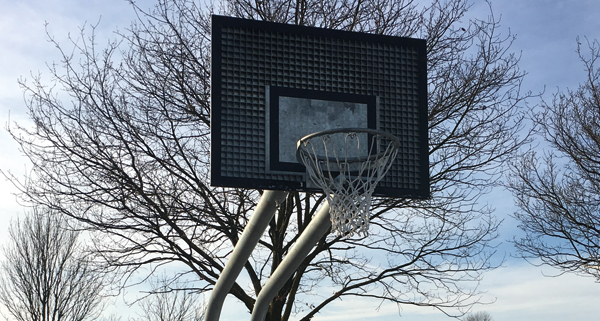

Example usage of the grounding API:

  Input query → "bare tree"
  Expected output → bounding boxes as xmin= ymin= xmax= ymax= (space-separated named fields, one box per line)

xmin=4 ymin=0 xmax=529 ymax=319
xmin=465 ymin=311 xmax=493 ymax=321
xmin=133 ymin=276 xmax=204 ymax=321
xmin=0 ymin=208 xmax=108 ymax=321
xmin=507 ymin=38 xmax=600 ymax=279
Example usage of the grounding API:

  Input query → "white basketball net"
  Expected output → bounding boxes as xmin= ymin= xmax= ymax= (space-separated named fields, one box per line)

xmin=297 ymin=129 xmax=399 ymax=237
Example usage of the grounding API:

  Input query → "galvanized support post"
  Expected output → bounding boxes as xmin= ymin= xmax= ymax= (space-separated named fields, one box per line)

xmin=205 ymin=190 xmax=289 ymax=321
xmin=250 ymin=202 xmax=331 ymax=321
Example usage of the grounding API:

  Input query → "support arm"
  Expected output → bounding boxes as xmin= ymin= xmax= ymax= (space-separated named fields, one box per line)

xmin=250 ymin=202 xmax=331 ymax=321
xmin=205 ymin=190 xmax=289 ymax=321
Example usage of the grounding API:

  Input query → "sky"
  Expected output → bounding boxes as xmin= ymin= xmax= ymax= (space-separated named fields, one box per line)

xmin=1 ymin=0 xmax=600 ymax=320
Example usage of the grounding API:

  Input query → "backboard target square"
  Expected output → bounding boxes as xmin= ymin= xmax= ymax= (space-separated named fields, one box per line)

xmin=210 ymin=15 xmax=429 ymax=198
xmin=267 ymin=86 xmax=377 ymax=173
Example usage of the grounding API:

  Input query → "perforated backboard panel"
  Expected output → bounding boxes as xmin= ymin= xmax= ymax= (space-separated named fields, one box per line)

xmin=211 ymin=15 xmax=429 ymax=198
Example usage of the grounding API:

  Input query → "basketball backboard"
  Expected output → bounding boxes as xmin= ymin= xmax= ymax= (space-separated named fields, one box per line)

xmin=211 ymin=15 xmax=429 ymax=198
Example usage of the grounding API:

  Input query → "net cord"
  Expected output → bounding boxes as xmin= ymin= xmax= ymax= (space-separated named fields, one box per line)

xmin=297 ymin=130 xmax=399 ymax=236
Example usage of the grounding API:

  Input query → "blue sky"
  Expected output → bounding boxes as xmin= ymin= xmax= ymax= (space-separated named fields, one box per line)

xmin=2 ymin=1 xmax=600 ymax=320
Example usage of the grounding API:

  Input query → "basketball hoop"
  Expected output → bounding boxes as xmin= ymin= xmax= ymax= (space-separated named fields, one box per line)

xmin=296 ymin=128 xmax=400 ymax=237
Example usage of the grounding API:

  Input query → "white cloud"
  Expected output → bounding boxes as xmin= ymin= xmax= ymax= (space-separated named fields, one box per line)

xmin=280 ymin=263 xmax=600 ymax=321
xmin=475 ymin=262 xmax=600 ymax=321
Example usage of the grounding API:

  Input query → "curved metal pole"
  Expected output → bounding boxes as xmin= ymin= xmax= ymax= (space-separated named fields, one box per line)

xmin=206 ymin=190 xmax=289 ymax=321
xmin=250 ymin=202 xmax=331 ymax=321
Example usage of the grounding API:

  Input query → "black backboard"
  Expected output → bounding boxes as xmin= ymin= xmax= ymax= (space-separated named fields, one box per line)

xmin=211 ymin=15 xmax=429 ymax=198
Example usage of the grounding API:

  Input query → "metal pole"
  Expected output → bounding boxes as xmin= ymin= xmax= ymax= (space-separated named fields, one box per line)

xmin=205 ymin=190 xmax=289 ymax=321
xmin=250 ymin=202 xmax=331 ymax=321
